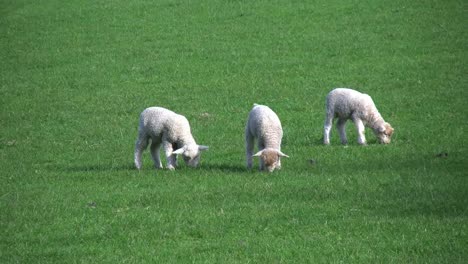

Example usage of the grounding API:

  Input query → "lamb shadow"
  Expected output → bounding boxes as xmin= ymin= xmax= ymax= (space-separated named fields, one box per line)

xmin=203 ymin=163 xmax=248 ymax=173
xmin=57 ymin=162 xmax=247 ymax=174
xmin=314 ymin=135 xmax=382 ymax=146
xmin=59 ymin=163 xmax=135 ymax=173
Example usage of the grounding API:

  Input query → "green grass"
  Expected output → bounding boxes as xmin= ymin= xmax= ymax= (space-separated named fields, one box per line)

xmin=1 ymin=0 xmax=467 ymax=263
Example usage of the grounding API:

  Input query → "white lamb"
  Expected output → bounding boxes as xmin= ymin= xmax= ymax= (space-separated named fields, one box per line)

xmin=134 ymin=107 xmax=208 ymax=170
xmin=323 ymin=88 xmax=394 ymax=145
xmin=245 ymin=104 xmax=289 ymax=172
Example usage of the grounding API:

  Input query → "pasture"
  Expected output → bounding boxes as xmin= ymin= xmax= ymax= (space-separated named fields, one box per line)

xmin=1 ymin=0 xmax=467 ymax=262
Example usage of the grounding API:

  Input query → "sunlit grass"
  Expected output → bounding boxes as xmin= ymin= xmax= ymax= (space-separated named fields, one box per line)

xmin=1 ymin=0 xmax=467 ymax=263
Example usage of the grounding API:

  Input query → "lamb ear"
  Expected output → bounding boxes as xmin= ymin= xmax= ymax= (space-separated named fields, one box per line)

xmin=252 ymin=150 xmax=264 ymax=157
xmin=172 ymin=147 xmax=185 ymax=155
xmin=198 ymin=145 xmax=209 ymax=151
xmin=277 ymin=151 xmax=289 ymax=158
xmin=385 ymin=123 xmax=394 ymax=135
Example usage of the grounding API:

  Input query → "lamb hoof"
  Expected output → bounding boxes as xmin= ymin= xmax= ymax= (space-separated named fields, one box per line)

xmin=135 ymin=162 xmax=142 ymax=170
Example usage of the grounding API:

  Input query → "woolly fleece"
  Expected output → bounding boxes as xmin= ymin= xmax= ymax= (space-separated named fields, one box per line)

xmin=324 ymin=88 xmax=394 ymax=145
xmin=134 ymin=107 xmax=208 ymax=170
xmin=245 ymin=104 xmax=288 ymax=172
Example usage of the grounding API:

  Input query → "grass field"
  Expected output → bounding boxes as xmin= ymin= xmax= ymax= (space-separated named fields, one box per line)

xmin=1 ymin=0 xmax=467 ymax=262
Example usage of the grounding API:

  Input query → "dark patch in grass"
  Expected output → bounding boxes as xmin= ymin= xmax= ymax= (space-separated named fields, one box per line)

xmin=307 ymin=159 xmax=317 ymax=166
xmin=435 ymin=152 xmax=448 ymax=158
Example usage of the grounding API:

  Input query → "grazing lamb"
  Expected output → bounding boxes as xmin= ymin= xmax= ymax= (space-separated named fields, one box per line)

xmin=134 ymin=107 xmax=208 ymax=170
xmin=323 ymin=88 xmax=394 ymax=145
xmin=245 ymin=104 xmax=289 ymax=172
